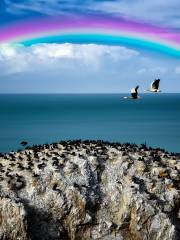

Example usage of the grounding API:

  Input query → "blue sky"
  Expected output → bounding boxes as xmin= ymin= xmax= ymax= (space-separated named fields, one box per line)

xmin=0 ymin=0 xmax=180 ymax=93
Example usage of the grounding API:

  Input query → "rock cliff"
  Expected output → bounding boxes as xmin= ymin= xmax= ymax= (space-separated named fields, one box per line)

xmin=0 ymin=140 xmax=179 ymax=240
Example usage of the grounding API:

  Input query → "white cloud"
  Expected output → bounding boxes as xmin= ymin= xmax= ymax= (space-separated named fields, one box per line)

xmin=0 ymin=42 xmax=179 ymax=93
xmin=0 ymin=44 xmax=30 ymax=74
xmin=137 ymin=66 xmax=167 ymax=76
xmin=92 ymin=0 xmax=180 ymax=28
xmin=0 ymin=43 xmax=139 ymax=75
xmin=4 ymin=0 xmax=180 ymax=28
xmin=137 ymin=68 xmax=147 ymax=74
xmin=28 ymin=43 xmax=139 ymax=63
xmin=4 ymin=0 xmax=66 ymax=15
xmin=32 ymin=44 xmax=75 ymax=59
xmin=175 ymin=66 xmax=180 ymax=74
xmin=0 ymin=44 xmax=17 ymax=57
xmin=150 ymin=67 xmax=167 ymax=75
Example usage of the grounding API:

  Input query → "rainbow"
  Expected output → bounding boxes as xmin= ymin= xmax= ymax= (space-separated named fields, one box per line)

xmin=0 ymin=16 xmax=180 ymax=57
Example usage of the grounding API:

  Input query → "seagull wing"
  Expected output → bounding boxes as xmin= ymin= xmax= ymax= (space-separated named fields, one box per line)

xmin=135 ymin=85 xmax=139 ymax=91
xmin=131 ymin=88 xmax=137 ymax=98
xmin=151 ymin=80 xmax=160 ymax=90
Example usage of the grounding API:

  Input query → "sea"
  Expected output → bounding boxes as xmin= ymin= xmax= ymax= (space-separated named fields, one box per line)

xmin=0 ymin=93 xmax=180 ymax=153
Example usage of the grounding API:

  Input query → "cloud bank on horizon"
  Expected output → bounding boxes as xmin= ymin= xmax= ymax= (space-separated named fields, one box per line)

xmin=0 ymin=0 xmax=180 ymax=93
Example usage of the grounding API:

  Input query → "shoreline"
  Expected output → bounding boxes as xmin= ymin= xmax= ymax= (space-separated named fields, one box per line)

xmin=0 ymin=140 xmax=180 ymax=239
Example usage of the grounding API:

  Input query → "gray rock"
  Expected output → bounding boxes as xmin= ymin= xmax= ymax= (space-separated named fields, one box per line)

xmin=0 ymin=140 xmax=179 ymax=240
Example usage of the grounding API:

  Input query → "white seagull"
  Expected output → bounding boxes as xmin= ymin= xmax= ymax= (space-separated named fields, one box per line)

xmin=145 ymin=79 xmax=161 ymax=92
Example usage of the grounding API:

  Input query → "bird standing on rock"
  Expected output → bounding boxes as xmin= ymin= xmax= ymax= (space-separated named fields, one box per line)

xmin=20 ymin=141 xmax=28 ymax=147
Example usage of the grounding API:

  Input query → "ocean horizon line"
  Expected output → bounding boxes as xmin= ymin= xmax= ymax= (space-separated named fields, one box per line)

xmin=0 ymin=92 xmax=180 ymax=95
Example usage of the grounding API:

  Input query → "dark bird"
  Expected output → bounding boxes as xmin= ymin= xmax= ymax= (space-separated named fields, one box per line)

xmin=124 ymin=85 xmax=140 ymax=99
xmin=131 ymin=85 xmax=139 ymax=99
xmin=145 ymin=79 xmax=161 ymax=92
xmin=20 ymin=141 xmax=28 ymax=147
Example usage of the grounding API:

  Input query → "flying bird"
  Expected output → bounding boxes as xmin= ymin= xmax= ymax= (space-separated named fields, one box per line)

xmin=124 ymin=85 xmax=140 ymax=99
xmin=145 ymin=79 xmax=161 ymax=92
xmin=131 ymin=85 xmax=139 ymax=99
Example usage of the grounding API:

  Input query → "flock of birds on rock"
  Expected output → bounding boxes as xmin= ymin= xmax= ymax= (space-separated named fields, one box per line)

xmin=125 ymin=78 xmax=161 ymax=99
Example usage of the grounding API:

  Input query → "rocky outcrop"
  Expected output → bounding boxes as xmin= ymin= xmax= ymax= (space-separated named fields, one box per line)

xmin=0 ymin=140 xmax=179 ymax=240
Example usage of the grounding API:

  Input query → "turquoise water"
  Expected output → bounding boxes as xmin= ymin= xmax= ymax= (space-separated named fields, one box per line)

xmin=0 ymin=94 xmax=179 ymax=153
